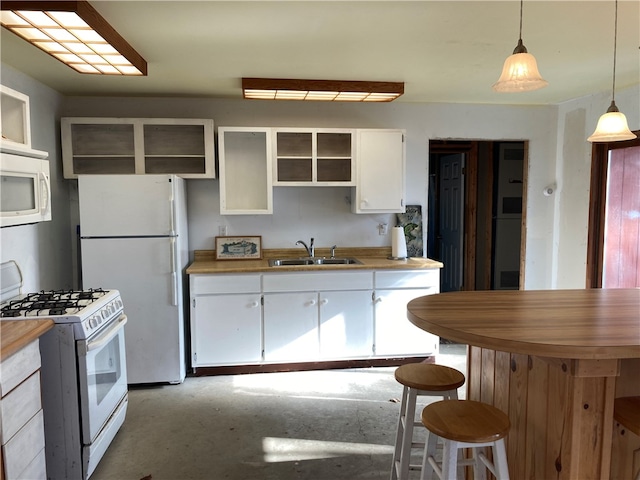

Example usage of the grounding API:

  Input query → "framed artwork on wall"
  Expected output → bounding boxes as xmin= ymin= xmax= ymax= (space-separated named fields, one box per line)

xmin=215 ymin=236 xmax=262 ymax=260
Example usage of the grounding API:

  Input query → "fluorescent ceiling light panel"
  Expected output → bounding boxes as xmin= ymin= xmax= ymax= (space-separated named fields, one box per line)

xmin=0 ymin=1 xmax=147 ymax=76
xmin=242 ymin=78 xmax=404 ymax=102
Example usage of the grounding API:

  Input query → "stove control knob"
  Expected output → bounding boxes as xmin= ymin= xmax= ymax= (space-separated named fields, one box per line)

xmin=101 ymin=309 xmax=109 ymax=320
xmin=89 ymin=316 xmax=98 ymax=329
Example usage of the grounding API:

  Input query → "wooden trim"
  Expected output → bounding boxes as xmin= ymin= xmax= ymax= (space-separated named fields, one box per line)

xmin=76 ymin=1 xmax=147 ymax=75
xmin=191 ymin=355 xmax=434 ymax=376
xmin=463 ymin=143 xmax=478 ymax=290
xmin=586 ymin=133 xmax=640 ymax=288
xmin=519 ymin=141 xmax=529 ymax=290
xmin=242 ymin=78 xmax=404 ymax=95
xmin=2 ymin=1 xmax=147 ymax=75
xmin=483 ymin=143 xmax=494 ymax=289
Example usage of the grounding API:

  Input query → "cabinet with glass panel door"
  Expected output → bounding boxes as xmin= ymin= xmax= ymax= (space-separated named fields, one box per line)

xmin=272 ymin=128 xmax=355 ymax=186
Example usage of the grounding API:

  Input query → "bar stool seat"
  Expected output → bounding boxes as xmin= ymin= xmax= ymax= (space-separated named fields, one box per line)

xmin=421 ymin=399 xmax=510 ymax=480
xmin=391 ymin=363 xmax=465 ymax=480
xmin=614 ymin=396 xmax=640 ymax=480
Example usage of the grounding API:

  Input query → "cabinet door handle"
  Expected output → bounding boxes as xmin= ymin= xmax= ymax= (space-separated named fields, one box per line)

xmin=307 ymin=299 xmax=316 ymax=306
xmin=320 ymin=298 xmax=328 ymax=305
xmin=249 ymin=301 xmax=260 ymax=308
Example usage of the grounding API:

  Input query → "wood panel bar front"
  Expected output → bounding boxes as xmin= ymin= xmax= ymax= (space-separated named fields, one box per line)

xmin=467 ymin=347 xmax=631 ymax=478
xmin=407 ymin=289 xmax=640 ymax=479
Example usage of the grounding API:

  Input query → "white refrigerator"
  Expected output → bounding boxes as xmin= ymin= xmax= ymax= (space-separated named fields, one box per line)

xmin=78 ymin=174 xmax=188 ymax=384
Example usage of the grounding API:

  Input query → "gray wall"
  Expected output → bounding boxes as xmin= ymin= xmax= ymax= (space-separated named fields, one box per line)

xmin=0 ymin=64 xmax=73 ymax=292
xmin=2 ymin=61 xmax=638 ymax=292
xmin=61 ymin=96 xmax=563 ymax=288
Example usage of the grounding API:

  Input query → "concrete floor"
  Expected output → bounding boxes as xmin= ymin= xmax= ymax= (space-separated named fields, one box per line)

xmin=91 ymin=344 xmax=466 ymax=480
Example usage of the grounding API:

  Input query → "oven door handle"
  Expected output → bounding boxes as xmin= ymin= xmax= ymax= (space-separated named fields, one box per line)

xmin=78 ymin=314 xmax=128 ymax=356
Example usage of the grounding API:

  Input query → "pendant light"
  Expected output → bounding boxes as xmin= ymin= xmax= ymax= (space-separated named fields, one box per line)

xmin=492 ymin=0 xmax=548 ymax=93
xmin=588 ymin=0 xmax=637 ymax=142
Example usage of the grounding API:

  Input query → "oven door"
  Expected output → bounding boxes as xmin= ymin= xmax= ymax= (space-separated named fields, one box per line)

xmin=77 ymin=313 xmax=128 ymax=443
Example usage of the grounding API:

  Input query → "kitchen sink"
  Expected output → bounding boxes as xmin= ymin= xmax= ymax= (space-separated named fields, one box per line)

xmin=319 ymin=258 xmax=363 ymax=265
xmin=268 ymin=257 xmax=362 ymax=267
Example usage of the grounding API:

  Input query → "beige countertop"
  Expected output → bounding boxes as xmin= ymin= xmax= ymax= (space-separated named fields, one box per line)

xmin=186 ymin=247 xmax=443 ymax=274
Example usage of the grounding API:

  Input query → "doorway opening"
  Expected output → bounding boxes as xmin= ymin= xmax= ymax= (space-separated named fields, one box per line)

xmin=427 ymin=140 xmax=528 ymax=292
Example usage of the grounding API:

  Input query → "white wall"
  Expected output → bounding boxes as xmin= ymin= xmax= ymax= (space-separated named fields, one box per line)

xmin=553 ymin=85 xmax=639 ymax=289
xmin=0 ymin=64 xmax=73 ymax=292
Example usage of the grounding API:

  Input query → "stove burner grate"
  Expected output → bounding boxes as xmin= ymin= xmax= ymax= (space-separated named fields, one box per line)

xmin=1 ymin=288 xmax=110 ymax=318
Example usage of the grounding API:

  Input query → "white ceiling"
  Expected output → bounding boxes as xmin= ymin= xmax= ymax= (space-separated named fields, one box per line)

xmin=1 ymin=1 xmax=639 ymax=106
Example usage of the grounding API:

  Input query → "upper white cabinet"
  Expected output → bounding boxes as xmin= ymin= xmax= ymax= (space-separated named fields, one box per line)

xmin=61 ymin=117 xmax=215 ymax=178
xmin=273 ymin=128 xmax=355 ymax=186
xmin=352 ymin=129 xmax=405 ymax=213
xmin=217 ymin=126 xmax=405 ymax=215
xmin=1 ymin=85 xmax=31 ymax=153
xmin=218 ymin=127 xmax=272 ymax=215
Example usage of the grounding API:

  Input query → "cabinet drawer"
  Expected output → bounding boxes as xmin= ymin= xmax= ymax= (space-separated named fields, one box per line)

xmin=14 ymin=447 xmax=46 ymax=480
xmin=1 ymin=371 xmax=41 ymax=442
xmin=191 ymin=274 xmax=261 ymax=295
xmin=0 ymin=340 xmax=40 ymax=396
xmin=374 ymin=270 xmax=440 ymax=290
xmin=263 ymin=271 xmax=372 ymax=292
xmin=2 ymin=410 xmax=44 ymax=480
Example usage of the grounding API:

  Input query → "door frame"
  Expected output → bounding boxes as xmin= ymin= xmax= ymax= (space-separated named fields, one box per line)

xmin=586 ymin=133 xmax=640 ymax=288
xmin=429 ymin=140 xmax=528 ymax=291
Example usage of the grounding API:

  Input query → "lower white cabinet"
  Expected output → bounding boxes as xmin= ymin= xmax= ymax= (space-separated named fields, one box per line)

xmin=373 ymin=270 xmax=440 ymax=356
xmin=0 ymin=340 xmax=46 ymax=480
xmin=190 ymin=274 xmax=262 ymax=367
xmin=191 ymin=294 xmax=262 ymax=366
xmin=319 ymin=290 xmax=374 ymax=359
xmin=263 ymin=292 xmax=319 ymax=362
xmin=189 ymin=268 xmax=439 ymax=368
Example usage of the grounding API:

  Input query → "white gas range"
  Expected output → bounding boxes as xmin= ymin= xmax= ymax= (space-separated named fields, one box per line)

xmin=0 ymin=261 xmax=128 ymax=479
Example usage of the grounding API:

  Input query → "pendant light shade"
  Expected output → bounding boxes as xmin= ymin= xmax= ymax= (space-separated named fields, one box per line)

xmin=492 ymin=1 xmax=548 ymax=93
xmin=588 ymin=0 xmax=637 ymax=143
xmin=588 ymin=101 xmax=636 ymax=142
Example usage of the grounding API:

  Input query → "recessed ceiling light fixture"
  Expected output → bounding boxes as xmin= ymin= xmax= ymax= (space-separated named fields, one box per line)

xmin=492 ymin=0 xmax=548 ymax=93
xmin=588 ymin=0 xmax=636 ymax=142
xmin=0 ymin=1 xmax=147 ymax=76
xmin=242 ymin=78 xmax=404 ymax=102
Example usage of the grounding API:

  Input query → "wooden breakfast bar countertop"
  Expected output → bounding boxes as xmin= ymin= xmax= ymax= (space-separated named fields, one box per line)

xmin=407 ymin=288 xmax=640 ymax=360
xmin=407 ymin=288 xmax=640 ymax=480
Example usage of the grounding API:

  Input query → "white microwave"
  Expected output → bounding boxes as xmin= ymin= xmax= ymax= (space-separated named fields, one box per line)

xmin=0 ymin=149 xmax=51 ymax=227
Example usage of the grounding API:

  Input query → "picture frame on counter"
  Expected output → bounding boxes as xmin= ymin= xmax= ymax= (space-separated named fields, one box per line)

xmin=215 ymin=236 xmax=262 ymax=260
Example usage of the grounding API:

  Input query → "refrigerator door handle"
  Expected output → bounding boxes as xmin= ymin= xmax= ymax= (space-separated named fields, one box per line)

xmin=170 ymin=237 xmax=178 ymax=306
xmin=169 ymin=198 xmax=176 ymax=236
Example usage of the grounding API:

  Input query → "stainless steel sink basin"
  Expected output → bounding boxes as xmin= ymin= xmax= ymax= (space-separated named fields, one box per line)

xmin=319 ymin=258 xmax=362 ymax=265
xmin=268 ymin=257 xmax=362 ymax=267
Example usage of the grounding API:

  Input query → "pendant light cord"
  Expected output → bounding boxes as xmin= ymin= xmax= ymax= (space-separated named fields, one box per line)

xmin=519 ymin=0 xmax=524 ymax=40
xmin=611 ymin=0 xmax=618 ymax=102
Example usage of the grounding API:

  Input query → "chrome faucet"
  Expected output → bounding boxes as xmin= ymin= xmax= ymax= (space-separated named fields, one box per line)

xmin=330 ymin=245 xmax=337 ymax=258
xmin=296 ymin=238 xmax=314 ymax=257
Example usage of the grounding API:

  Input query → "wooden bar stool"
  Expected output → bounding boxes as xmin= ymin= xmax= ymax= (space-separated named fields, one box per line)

xmin=390 ymin=363 xmax=465 ymax=480
xmin=420 ymin=399 xmax=510 ymax=480
xmin=614 ymin=396 xmax=640 ymax=480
